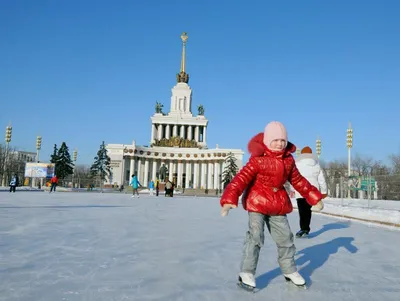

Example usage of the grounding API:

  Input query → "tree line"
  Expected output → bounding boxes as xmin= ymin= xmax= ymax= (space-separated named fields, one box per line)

xmin=1 ymin=141 xmax=399 ymax=199
xmin=0 ymin=141 xmax=111 ymax=189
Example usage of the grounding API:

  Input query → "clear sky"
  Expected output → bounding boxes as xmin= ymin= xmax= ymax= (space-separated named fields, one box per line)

xmin=1 ymin=0 xmax=399 ymax=165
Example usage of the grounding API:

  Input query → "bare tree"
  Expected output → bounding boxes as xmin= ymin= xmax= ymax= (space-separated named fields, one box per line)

xmin=320 ymin=159 xmax=347 ymax=197
xmin=371 ymin=161 xmax=391 ymax=176
xmin=0 ymin=145 xmax=27 ymax=186
xmin=74 ymin=164 xmax=92 ymax=188
xmin=352 ymin=153 xmax=374 ymax=176
xmin=389 ymin=154 xmax=400 ymax=174
xmin=321 ymin=154 xmax=400 ymax=200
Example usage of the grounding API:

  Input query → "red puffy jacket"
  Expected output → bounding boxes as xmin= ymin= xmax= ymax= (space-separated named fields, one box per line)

xmin=220 ymin=133 xmax=322 ymax=216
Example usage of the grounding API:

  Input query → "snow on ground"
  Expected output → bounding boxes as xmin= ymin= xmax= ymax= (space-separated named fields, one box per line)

xmin=0 ymin=192 xmax=399 ymax=301
xmin=291 ymin=198 xmax=400 ymax=226
xmin=0 ymin=186 xmax=42 ymax=192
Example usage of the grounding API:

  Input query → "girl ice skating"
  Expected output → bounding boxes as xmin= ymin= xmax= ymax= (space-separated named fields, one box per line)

xmin=220 ymin=121 xmax=324 ymax=291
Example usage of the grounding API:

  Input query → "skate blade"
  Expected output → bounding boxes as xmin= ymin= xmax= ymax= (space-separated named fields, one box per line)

xmin=284 ymin=277 xmax=308 ymax=289
xmin=237 ymin=282 xmax=256 ymax=293
xmin=296 ymin=234 xmax=309 ymax=239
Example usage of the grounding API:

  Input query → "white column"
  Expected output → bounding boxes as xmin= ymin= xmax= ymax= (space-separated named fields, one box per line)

xmin=130 ymin=157 xmax=135 ymax=177
xmin=188 ymin=126 xmax=193 ymax=140
xmin=158 ymin=124 xmax=163 ymax=140
xmin=169 ymin=161 xmax=174 ymax=182
xmin=195 ymin=126 xmax=199 ymax=142
xmin=152 ymin=160 xmax=157 ymax=181
xmin=166 ymin=125 xmax=171 ymax=139
xmin=177 ymin=161 xmax=183 ymax=188
xmin=137 ymin=159 xmax=142 ymax=183
xmin=120 ymin=157 xmax=126 ymax=186
xmin=173 ymin=125 xmax=178 ymax=137
xmin=203 ymin=127 xmax=207 ymax=144
xmin=374 ymin=182 xmax=378 ymax=200
xmin=185 ymin=161 xmax=191 ymax=188
xmin=221 ymin=160 xmax=226 ymax=188
xmin=180 ymin=125 xmax=185 ymax=138
xmin=207 ymin=161 xmax=214 ymax=189
xmin=144 ymin=159 xmax=150 ymax=187
xmin=201 ymin=162 xmax=207 ymax=189
xmin=151 ymin=124 xmax=156 ymax=142
xmin=193 ymin=161 xmax=199 ymax=189
xmin=214 ymin=161 xmax=220 ymax=190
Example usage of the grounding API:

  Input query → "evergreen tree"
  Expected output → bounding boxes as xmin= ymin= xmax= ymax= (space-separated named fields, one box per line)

xmin=90 ymin=141 xmax=112 ymax=191
xmin=50 ymin=144 xmax=58 ymax=163
xmin=221 ymin=152 xmax=239 ymax=189
xmin=55 ymin=142 xmax=74 ymax=179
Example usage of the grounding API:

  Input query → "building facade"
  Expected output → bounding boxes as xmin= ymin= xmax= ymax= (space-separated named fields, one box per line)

xmin=12 ymin=150 xmax=37 ymax=163
xmin=106 ymin=33 xmax=244 ymax=189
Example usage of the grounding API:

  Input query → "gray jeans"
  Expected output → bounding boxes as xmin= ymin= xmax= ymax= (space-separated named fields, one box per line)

xmin=240 ymin=212 xmax=297 ymax=275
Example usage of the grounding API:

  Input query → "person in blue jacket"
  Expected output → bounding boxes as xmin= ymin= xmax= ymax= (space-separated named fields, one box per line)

xmin=130 ymin=174 xmax=141 ymax=198
xmin=9 ymin=174 xmax=19 ymax=193
xmin=149 ymin=180 xmax=155 ymax=196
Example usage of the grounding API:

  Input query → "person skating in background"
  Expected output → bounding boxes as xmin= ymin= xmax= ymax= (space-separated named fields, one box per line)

xmin=165 ymin=180 xmax=173 ymax=197
xmin=149 ymin=180 xmax=155 ymax=196
xmin=130 ymin=174 xmax=141 ymax=198
xmin=220 ymin=121 xmax=324 ymax=291
xmin=155 ymin=178 xmax=160 ymax=196
xmin=49 ymin=175 xmax=58 ymax=193
xmin=293 ymin=146 xmax=328 ymax=238
xmin=9 ymin=174 xmax=19 ymax=193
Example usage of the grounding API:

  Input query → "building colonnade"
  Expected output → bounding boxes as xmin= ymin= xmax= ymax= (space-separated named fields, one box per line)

xmin=124 ymin=157 xmax=225 ymax=190
xmin=151 ymin=124 xmax=207 ymax=143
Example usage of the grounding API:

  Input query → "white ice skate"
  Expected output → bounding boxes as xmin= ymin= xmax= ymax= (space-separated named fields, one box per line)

xmin=237 ymin=272 xmax=256 ymax=292
xmin=283 ymin=271 xmax=306 ymax=288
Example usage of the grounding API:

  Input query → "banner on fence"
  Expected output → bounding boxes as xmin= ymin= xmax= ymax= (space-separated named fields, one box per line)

xmin=24 ymin=163 xmax=55 ymax=178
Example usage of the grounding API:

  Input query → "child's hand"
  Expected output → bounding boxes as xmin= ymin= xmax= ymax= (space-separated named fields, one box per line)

xmin=311 ymin=201 xmax=324 ymax=212
xmin=221 ymin=204 xmax=237 ymax=217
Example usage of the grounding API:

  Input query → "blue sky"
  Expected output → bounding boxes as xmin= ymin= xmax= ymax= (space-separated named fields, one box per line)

xmin=1 ymin=0 xmax=399 ymax=165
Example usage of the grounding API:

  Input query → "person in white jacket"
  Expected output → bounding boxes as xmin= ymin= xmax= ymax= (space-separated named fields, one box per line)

xmin=294 ymin=146 xmax=327 ymax=237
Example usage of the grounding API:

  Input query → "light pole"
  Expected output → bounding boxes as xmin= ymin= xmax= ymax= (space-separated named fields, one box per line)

xmin=72 ymin=150 xmax=77 ymax=188
xmin=35 ymin=136 xmax=42 ymax=188
xmin=316 ymin=137 xmax=321 ymax=158
xmin=295 ymin=148 xmax=301 ymax=157
xmin=2 ymin=125 xmax=12 ymax=186
xmin=347 ymin=122 xmax=353 ymax=198
xmin=36 ymin=136 xmax=42 ymax=162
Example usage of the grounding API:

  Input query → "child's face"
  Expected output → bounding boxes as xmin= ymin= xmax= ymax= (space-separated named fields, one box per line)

xmin=270 ymin=139 xmax=286 ymax=151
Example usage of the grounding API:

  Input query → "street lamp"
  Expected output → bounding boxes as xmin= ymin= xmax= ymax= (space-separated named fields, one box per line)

xmin=5 ymin=126 xmax=12 ymax=144
xmin=33 ymin=136 xmax=42 ymax=188
xmin=346 ymin=122 xmax=353 ymax=198
xmin=32 ymin=136 xmax=43 ymax=189
xmin=295 ymin=148 xmax=301 ymax=157
xmin=316 ymin=137 xmax=321 ymax=158
xmin=73 ymin=150 xmax=77 ymax=162
xmin=2 ymin=125 xmax=12 ymax=186
xmin=36 ymin=136 xmax=42 ymax=162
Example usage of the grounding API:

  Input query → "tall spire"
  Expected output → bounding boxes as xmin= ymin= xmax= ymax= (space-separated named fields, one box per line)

xmin=176 ymin=32 xmax=189 ymax=83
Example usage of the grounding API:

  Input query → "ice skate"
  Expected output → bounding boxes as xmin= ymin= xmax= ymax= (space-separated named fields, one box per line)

xmin=283 ymin=271 xmax=307 ymax=288
xmin=295 ymin=230 xmax=309 ymax=238
xmin=237 ymin=272 xmax=256 ymax=292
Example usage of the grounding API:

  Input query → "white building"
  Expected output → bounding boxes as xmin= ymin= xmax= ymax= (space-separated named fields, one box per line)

xmin=11 ymin=150 xmax=37 ymax=162
xmin=106 ymin=32 xmax=244 ymax=189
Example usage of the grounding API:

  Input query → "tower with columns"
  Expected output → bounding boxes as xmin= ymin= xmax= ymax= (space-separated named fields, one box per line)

xmin=106 ymin=32 xmax=244 ymax=190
